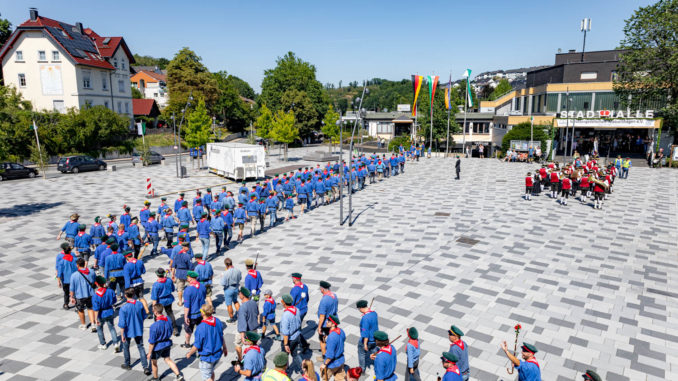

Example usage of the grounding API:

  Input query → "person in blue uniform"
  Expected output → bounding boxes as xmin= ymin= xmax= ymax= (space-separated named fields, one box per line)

xmin=113 ymin=224 xmax=128 ymax=252
xmin=92 ymin=275 xmax=120 ymax=352
xmin=182 ymin=271 xmax=206 ymax=349
xmin=174 ymin=193 xmax=185 ymax=213
xmin=234 ymin=331 xmax=266 ymax=380
xmin=356 ymin=299 xmax=379 ymax=372
xmin=96 ymin=237 xmax=115 ymax=273
xmin=196 ymin=212 xmax=211 ymax=258
xmin=448 ymin=325 xmax=470 ymax=380
xmin=193 ymin=252 xmax=214 ymax=307
xmin=193 ymin=190 xmax=203 ymax=208
xmin=368 ymin=160 xmax=376 ymax=184
xmin=90 ymin=216 xmax=105 ymax=247
xmin=317 ymin=281 xmax=338 ymax=358
xmin=69 ymin=257 xmax=97 ymax=331
xmin=56 ymin=244 xmax=77 ymax=309
xmin=372 ymin=331 xmax=397 ymax=381
xmin=73 ymin=223 xmax=93 ymax=264
xmin=120 ymin=206 xmax=132 ymax=230
xmin=266 ymin=192 xmax=278 ymax=227
xmin=246 ymin=195 xmax=260 ymax=237
xmin=105 ymin=245 xmax=126 ymax=298
xmin=220 ymin=208 xmax=234 ymax=249
xmin=118 ymin=287 xmax=150 ymax=375
xmin=210 ymin=209 xmax=225 ymax=254
xmin=258 ymin=198 xmax=267 ymax=232
xmin=234 ymin=202 xmax=247 ymax=243
xmin=161 ymin=209 xmax=178 ymax=247
xmin=139 ymin=200 xmax=151 ymax=233
xmin=186 ymin=304 xmax=226 ymax=381
xmin=501 ymin=341 xmax=541 ymax=381
xmin=126 ymin=217 xmax=142 ymax=258
xmin=405 ymin=327 xmax=420 ymax=381
xmin=123 ymin=251 xmax=149 ymax=316
xmin=289 ymin=273 xmax=310 ymax=349
xmin=297 ymin=181 xmax=308 ymax=214
xmin=280 ymin=293 xmax=302 ymax=375
xmin=177 ymin=201 xmax=192 ymax=227
xmin=236 ymin=287 xmax=260 ymax=362
xmin=57 ymin=213 xmax=80 ymax=246
xmin=172 ymin=241 xmax=193 ymax=307
xmin=203 ymin=188 xmax=214 ymax=210
xmin=193 ymin=199 xmax=204 ymax=224
xmin=244 ymin=258 xmax=263 ymax=300
xmin=157 ymin=197 xmax=170 ymax=216
xmin=260 ymin=290 xmax=281 ymax=340
xmin=440 ymin=352 xmax=463 ymax=381
xmin=148 ymin=304 xmax=184 ymax=381
xmin=144 ymin=212 xmax=161 ymax=256
xmin=284 ymin=193 xmax=296 ymax=220
xmin=321 ymin=315 xmax=346 ymax=380
xmin=313 ymin=178 xmax=325 ymax=208
xmin=151 ymin=268 xmax=179 ymax=336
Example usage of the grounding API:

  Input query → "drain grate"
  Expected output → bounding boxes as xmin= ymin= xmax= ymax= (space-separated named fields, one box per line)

xmin=457 ymin=236 xmax=480 ymax=246
xmin=434 ymin=212 xmax=450 ymax=217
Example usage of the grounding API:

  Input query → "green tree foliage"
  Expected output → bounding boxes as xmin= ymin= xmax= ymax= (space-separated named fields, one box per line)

xmin=456 ymin=79 xmax=478 ymax=109
xmin=184 ymin=99 xmax=212 ymax=148
xmin=501 ymin=122 xmax=550 ymax=154
xmin=321 ymin=105 xmax=340 ymax=151
xmin=131 ymin=86 xmax=143 ymax=99
xmin=228 ymin=75 xmax=256 ymax=100
xmin=0 ymin=15 xmax=12 ymax=82
xmin=56 ymin=106 xmax=130 ymax=155
xmin=271 ymin=109 xmax=298 ymax=161
xmin=254 ymin=104 xmax=274 ymax=140
xmin=280 ymin=89 xmax=318 ymax=138
xmin=615 ymin=0 xmax=678 ymax=131
xmin=260 ymin=52 xmax=328 ymax=137
xmin=337 ymin=98 xmax=349 ymax=115
xmin=212 ymin=71 xmax=254 ymax=133
xmin=166 ymin=47 xmax=218 ymax=115
xmin=388 ymin=136 xmax=412 ymax=152
xmin=133 ymin=54 xmax=169 ymax=69
xmin=490 ymin=79 xmax=512 ymax=100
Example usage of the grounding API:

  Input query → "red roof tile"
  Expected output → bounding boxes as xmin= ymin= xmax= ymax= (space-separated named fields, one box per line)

xmin=133 ymin=98 xmax=158 ymax=116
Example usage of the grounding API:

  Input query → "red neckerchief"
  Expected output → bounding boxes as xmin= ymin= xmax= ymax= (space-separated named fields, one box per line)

xmin=330 ymin=327 xmax=341 ymax=336
xmin=362 ymin=309 xmax=374 ymax=316
xmin=78 ymin=232 xmax=85 ymax=237
xmin=117 ymin=231 xmax=124 ymax=237
xmin=526 ymin=357 xmax=540 ymax=368
xmin=445 ymin=365 xmax=460 ymax=375
xmin=285 ymin=306 xmax=297 ymax=315
xmin=148 ymin=217 xmax=155 ymax=222
xmin=63 ymin=254 xmax=73 ymax=262
xmin=324 ymin=291 xmax=336 ymax=299
xmin=122 ymin=212 xmax=129 ymax=216
xmin=202 ymin=316 xmax=216 ymax=326
xmin=181 ymin=206 xmax=186 ymax=209
xmin=189 ymin=280 xmax=200 ymax=289
xmin=179 ymin=248 xmax=188 ymax=254
xmin=378 ymin=345 xmax=393 ymax=355
xmin=95 ymin=287 xmax=106 ymax=297
xmin=156 ymin=315 xmax=168 ymax=321
xmin=200 ymin=218 xmax=206 ymax=223
xmin=265 ymin=297 xmax=274 ymax=305
xmin=94 ymin=223 xmax=100 ymax=227
xmin=274 ymin=369 xmax=287 ymax=376
xmin=247 ymin=269 xmax=258 ymax=278
xmin=128 ymin=258 xmax=137 ymax=264
xmin=142 ymin=207 xmax=148 ymax=211
xmin=157 ymin=277 xmax=168 ymax=283
xmin=302 ymin=376 xmax=312 ymax=381
xmin=109 ymin=221 xmax=115 ymax=227
xmin=78 ymin=268 xmax=90 ymax=275
xmin=196 ymin=260 xmax=206 ymax=266
xmin=244 ymin=345 xmax=261 ymax=354
xmin=408 ymin=339 xmax=419 ymax=349
xmin=293 ymin=281 xmax=304 ymax=289
xmin=127 ymin=299 xmax=137 ymax=304
xmin=453 ymin=339 xmax=465 ymax=351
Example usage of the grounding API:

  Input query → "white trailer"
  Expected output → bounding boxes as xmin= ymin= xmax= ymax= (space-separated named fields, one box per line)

xmin=206 ymin=142 xmax=266 ymax=180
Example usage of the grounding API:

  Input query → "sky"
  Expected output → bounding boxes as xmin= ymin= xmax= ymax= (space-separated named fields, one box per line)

xmin=0 ymin=0 xmax=656 ymax=92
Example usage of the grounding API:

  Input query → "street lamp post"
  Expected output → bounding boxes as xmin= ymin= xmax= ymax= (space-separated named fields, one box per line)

xmin=347 ymin=83 xmax=368 ymax=226
xmin=176 ymin=92 xmax=193 ymax=178
xmin=337 ymin=116 xmax=344 ymax=226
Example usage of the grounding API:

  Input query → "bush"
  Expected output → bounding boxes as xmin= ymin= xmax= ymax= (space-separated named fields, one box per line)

xmin=501 ymin=122 xmax=550 ymax=153
xmin=388 ymin=136 xmax=411 ymax=152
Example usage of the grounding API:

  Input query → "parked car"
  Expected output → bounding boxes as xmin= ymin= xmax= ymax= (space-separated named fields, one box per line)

xmin=0 ymin=162 xmax=38 ymax=181
xmin=132 ymin=151 xmax=165 ymax=165
xmin=57 ymin=155 xmax=107 ymax=173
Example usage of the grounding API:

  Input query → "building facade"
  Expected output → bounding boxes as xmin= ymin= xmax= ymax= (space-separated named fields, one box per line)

xmin=130 ymin=69 xmax=168 ymax=108
xmin=0 ymin=8 xmax=135 ymax=126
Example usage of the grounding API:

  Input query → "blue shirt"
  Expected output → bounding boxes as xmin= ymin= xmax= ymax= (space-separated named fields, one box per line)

xmin=325 ymin=328 xmax=345 ymax=368
xmin=285 ymin=198 xmax=295 ymax=210
xmin=92 ymin=287 xmax=116 ymax=318
xmin=174 ymin=198 xmax=185 ymax=212
xmin=203 ymin=193 xmax=213 ymax=208
xmin=262 ymin=298 xmax=276 ymax=320
xmin=194 ymin=317 xmax=225 ymax=362
xmin=61 ymin=221 xmax=79 ymax=238
xmin=210 ymin=215 xmax=225 ymax=232
xmin=196 ymin=219 xmax=211 ymax=238
xmin=246 ymin=200 xmax=259 ymax=216
xmin=193 ymin=205 xmax=204 ymax=222
xmin=407 ymin=341 xmax=420 ymax=368
xmin=266 ymin=196 xmax=278 ymax=210
xmin=183 ymin=281 xmax=206 ymax=318
xmin=237 ymin=299 xmax=260 ymax=333
xmin=374 ymin=345 xmax=397 ymax=381
xmin=359 ymin=310 xmax=379 ymax=343
xmin=516 ymin=359 xmax=541 ymax=381
xmin=161 ymin=215 xmax=177 ymax=232
xmin=244 ymin=270 xmax=263 ymax=295
xmin=151 ymin=278 xmax=175 ymax=306
xmin=280 ymin=307 xmax=301 ymax=340
xmin=449 ymin=340 xmax=470 ymax=374
xmin=172 ymin=250 xmax=192 ymax=280
xmin=104 ymin=253 xmax=125 ymax=279
xmin=157 ymin=203 xmax=170 ymax=216
xmin=221 ymin=211 xmax=234 ymax=226
xmin=120 ymin=213 xmax=131 ymax=229
xmin=94 ymin=243 xmax=108 ymax=264
xmin=234 ymin=207 xmax=247 ymax=224
xmin=139 ymin=208 xmax=150 ymax=223
xmin=118 ymin=300 xmax=147 ymax=338
xmin=242 ymin=345 xmax=266 ymax=380
xmin=149 ymin=317 xmax=173 ymax=351
xmin=442 ymin=367 xmax=463 ymax=381
xmin=123 ymin=258 xmax=145 ymax=289
xmin=74 ymin=232 xmax=93 ymax=251
xmin=177 ymin=207 xmax=191 ymax=223
xmin=145 ymin=218 xmax=161 ymax=235
xmin=290 ymin=282 xmax=309 ymax=314
xmin=127 ymin=223 xmax=141 ymax=244
xmin=69 ymin=269 xmax=95 ymax=298
xmin=318 ymin=292 xmax=338 ymax=327
xmin=194 ymin=260 xmax=214 ymax=285
xmin=56 ymin=254 xmax=77 ymax=283
xmin=89 ymin=223 xmax=105 ymax=244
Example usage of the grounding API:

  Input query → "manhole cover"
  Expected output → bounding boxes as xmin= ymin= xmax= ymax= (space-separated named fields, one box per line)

xmin=457 ymin=236 xmax=480 ymax=246
xmin=434 ymin=212 xmax=450 ymax=217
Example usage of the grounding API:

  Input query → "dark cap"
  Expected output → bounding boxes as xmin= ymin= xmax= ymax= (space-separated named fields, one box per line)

xmin=245 ymin=331 xmax=260 ymax=343
xmin=319 ymin=280 xmax=331 ymax=289
xmin=60 ymin=242 xmax=71 ymax=250
xmin=239 ymin=286 xmax=251 ymax=298
xmin=582 ymin=370 xmax=601 ymax=381
xmin=442 ymin=352 xmax=458 ymax=363
xmin=407 ymin=327 xmax=418 ymax=340
xmin=449 ymin=325 xmax=464 ymax=337
xmin=186 ymin=271 xmax=198 ymax=278
xmin=328 ymin=314 xmax=340 ymax=325
xmin=291 ymin=272 xmax=302 ymax=279
xmin=521 ymin=342 xmax=538 ymax=354
xmin=95 ymin=275 xmax=107 ymax=286
xmin=273 ymin=352 xmax=288 ymax=368
xmin=356 ymin=300 xmax=368 ymax=308
xmin=373 ymin=331 xmax=388 ymax=341
xmin=281 ymin=294 xmax=293 ymax=305
xmin=155 ymin=268 xmax=166 ymax=276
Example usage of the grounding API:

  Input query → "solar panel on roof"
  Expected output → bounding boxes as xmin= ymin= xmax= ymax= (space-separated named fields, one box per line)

xmin=46 ymin=25 xmax=98 ymax=59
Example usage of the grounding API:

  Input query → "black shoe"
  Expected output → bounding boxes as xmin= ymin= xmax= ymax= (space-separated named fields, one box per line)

xmin=144 ymin=368 xmax=152 ymax=376
xmin=173 ymin=329 xmax=180 ymax=337
xmin=62 ymin=304 xmax=69 ymax=310
xmin=180 ymin=343 xmax=191 ymax=348
xmin=120 ymin=364 xmax=132 ymax=370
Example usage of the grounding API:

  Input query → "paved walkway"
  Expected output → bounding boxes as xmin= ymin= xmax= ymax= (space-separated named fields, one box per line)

xmin=0 ymin=155 xmax=676 ymax=381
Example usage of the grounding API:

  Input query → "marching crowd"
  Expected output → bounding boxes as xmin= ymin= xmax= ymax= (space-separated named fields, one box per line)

xmin=51 ymin=149 xmax=606 ymax=381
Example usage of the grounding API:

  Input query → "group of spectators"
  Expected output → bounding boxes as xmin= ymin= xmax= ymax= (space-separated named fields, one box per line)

xmin=504 ymin=146 xmax=542 ymax=163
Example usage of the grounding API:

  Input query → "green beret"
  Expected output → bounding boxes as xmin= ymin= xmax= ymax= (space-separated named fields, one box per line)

xmin=442 ymin=352 xmax=458 ymax=363
xmin=161 ymin=197 xmax=167 ymax=201
xmin=186 ymin=271 xmax=198 ymax=278
xmin=583 ymin=370 xmax=601 ymax=381
xmin=123 ymin=249 xmax=134 ymax=257
xmin=60 ymin=242 xmax=71 ymax=250
xmin=206 ymin=188 xmax=211 ymax=192
xmin=319 ymin=280 xmax=331 ymax=289
xmin=194 ymin=252 xmax=203 ymax=258
xmin=239 ymin=286 xmax=251 ymax=298
xmin=282 ymin=294 xmax=293 ymax=305
xmin=449 ymin=325 xmax=464 ymax=337
xmin=373 ymin=331 xmax=388 ymax=341
xmin=273 ymin=352 xmax=289 ymax=368
xmin=182 ymin=201 xmax=188 ymax=206
xmin=179 ymin=192 xmax=185 ymax=196
xmin=522 ymin=342 xmax=538 ymax=354
xmin=171 ymin=241 xmax=178 ymax=246
xmin=180 ymin=241 xmax=190 ymax=247
xmin=155 ymin=268 xmax=166 ymax=276
xmin=356 ymin=300 xmax=368 ymax=308
xmin=106 ymin=237 xmax=116 ymax=244
xmin=78 ymin=224 xmax=86 ymax=230
xmin=94 ymin=216 xmax=100 ymax=223
xmin=95 ymin=276 xmax=107 ymax=286
xmin=150 ymin=212 xmax=156 ymax=216
xmin=180 ymin=223 xmax=189 ymax=229
xmin=109 ymin=243 xmax=119 ymax=251
xmin=201 ymin=211 xmax=207 ymax=217
xmin=291 ymin=273 xmax=302 ymax=279
xmin=407 ymin=327 xmax=418 ymax=340
xmin=245 ymin=331 xmax=260 ymax=343
xmin=328 ymin=314 xmax=340 ymax=325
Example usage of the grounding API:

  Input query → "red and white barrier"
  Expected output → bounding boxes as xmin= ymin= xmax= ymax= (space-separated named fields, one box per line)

xmin=146 ymin=178 xmax=155 ymax=198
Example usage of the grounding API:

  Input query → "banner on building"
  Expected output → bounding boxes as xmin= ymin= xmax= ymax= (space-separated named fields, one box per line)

xmin=555 ymin=118 xmax=655 ymax=128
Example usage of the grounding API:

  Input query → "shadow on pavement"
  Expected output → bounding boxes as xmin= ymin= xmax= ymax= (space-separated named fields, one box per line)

xmin=0 ymin=202 xmax=64 ymax=217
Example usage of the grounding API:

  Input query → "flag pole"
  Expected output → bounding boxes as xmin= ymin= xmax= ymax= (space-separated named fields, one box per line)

xmin=462 ymin=84 xmax=468 ymax=157
xmin=446 ymin=73 xmax=451 ymax=158
xmin=32 ymin=119 xmax=46 ymax=180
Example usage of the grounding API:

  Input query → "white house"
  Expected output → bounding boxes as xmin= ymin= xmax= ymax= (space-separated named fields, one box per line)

xmin=0 ymin=8 xmax=135 ymax=126
xmin=130 ymin=69 xmax=168 ymax=108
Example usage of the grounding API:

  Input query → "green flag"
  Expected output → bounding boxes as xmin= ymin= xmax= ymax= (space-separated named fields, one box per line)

xmin=465 ymin=69 xmax=473 ymax=107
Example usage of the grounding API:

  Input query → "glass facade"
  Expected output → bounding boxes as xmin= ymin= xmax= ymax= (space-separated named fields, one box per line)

xmin=546 ymin=94 xmax=559 ymax=112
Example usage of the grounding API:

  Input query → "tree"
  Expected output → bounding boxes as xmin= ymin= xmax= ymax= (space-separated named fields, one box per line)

xmin=416 ymin=87 xmax=459 ymax=149
xmin=56 ymin=106 xmax=130 ymax=156
xmin=184 ymin=99 xmax=212 ymax=148
xmin=166 ymin=48 xmax=218 ymax=115
xmin=0 ymin=15 xmax=12 ymax=83
xmin=212 ymin=71 xmax=254 ymax=133
xmin=490 ymin=79 xmax=512 ymax=100
xmin=322 ymin=105 xmax=340 ymax=152
xmin=228 ymin=75 xmax=256 ymax=100
xmin=337 ymin=98 xmax=349 ymax=115
xmin=131 ymin=86 xmax=143 ymax=99
xmin=479 ymin=84 xmax=494 ymax=100
xmin=260 ymin=52 xmax=328 ymax=137
xmin=255 ymin=104 xmax=274 ymax=142
xmin=501 ymin=122 xmax=550 ymax=154
xmin=280 ymin=89 xmax=318 ymax=138
xmin=615 ymin=0 xmax=678 ymax=131
xmin=133 ymin=54 xmax=169 ymax=69
xmin=271 ymin=109 xmax=298 ymax=161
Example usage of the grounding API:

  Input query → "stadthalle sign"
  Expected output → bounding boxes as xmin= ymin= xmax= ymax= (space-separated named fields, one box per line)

xmin=555 ymin=109 xmax=657 ymax=128
xmin=558 ymin=109 xmax=655 ymax=119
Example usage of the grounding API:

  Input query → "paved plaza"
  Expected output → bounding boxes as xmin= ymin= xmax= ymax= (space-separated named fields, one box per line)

xmin=0 ymin=151 xmax=676 ymax=381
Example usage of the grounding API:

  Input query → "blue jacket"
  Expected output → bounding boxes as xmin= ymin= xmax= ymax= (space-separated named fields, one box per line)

xmin=56 ymin=254 xmax=77 ymax=283
xmin=74 ymin=232 xmax=93 ymax=251
xmin=193 ymin=205 xmax=204 ymax=222
xmin=266 ymin=196 xmax=278 ymax=210
xmin=359 ymin=310 xmax=379 ymax=343
xmin=172 ymin=250 xmax=192 ymax=280
xmin=194 ymin=317 xmax=225 ymax=363
xmin=157 ymin=203 xmax=170 ymax=216
xmin=174 ymin=198 xmax=185 ymax=213
xmin=177 ymin=207 xmax=191 ymax=223
xmin=221 ymin=211 xmax=234 ymax=226
xmin=244 ymin=270 xmax=263 ymax=295
xmin=193 ymin=260 xmax=213 ymax=285
xmin=210 ymin=215 xmax=225 ymax=232
xmin=151 ymin=278 xmax=175 ymax=306
xmin=237 ymin=299 xmax=260 ymax=333
xmin=234 ymin=207 xmax=247 ymax=224
xmin=89 ymin=223 xmax=105 ymax=244
xmin=161 ymin=215 xmax=177 ymax=232
xmin=139 ymin=208 xmax=150 ymax=224
xmin=280 ymin=306 xmax=301 ymax=340
xmin=183 ymin=281 xmax=206 ymax=318
xmin=61 ymin=220 xmax=80 ymax=238
xmin=104 ymin=253 xmax=125 ymax=279
xmin=196 ymin=219 xmax=211 ymax=238
xmin=69 ymin=269 xmax=95 ymax=298
xmin=149 ymin=317 xmax=173 ymax=351
xmin=127 ymin=223 xmax=141 ymax=245
xmin=119 ymin=213 xmax=131 ymax=229
xmin=246 ymin=200 xmax=259 ymax=216
xmin=144 ymin=218 xmax=161 ymax=235
xmin=374 ymin=345 xmax=398 ymax=381
xmin=262 ymin=297 xmax=276 ymax=320
xmin=285 ymin=198 xmax=295 ymax=210
xmin=516 ymin=359 xmax=541 ymax=381
xmin=92 ymin=287 xmax=116 ymax=318
xmin=290 ymin=282 xmax=309 ymax=314
xmin=325 ymin=328 xmax=346 ymax=368
xmin=123 ymin=258 xmax=145 ymax=289
xmin=118 ymin=299 xmax=147 ymax=338
xmin=449 ymin=340 xmax=470 ymax=374
xmin=242 ymin=345 xmax=266 ymax=380
xmin=318 ymin=292 xmax=338 ymax=327
xmin=407 ymin=341 xmax=420 ymax=368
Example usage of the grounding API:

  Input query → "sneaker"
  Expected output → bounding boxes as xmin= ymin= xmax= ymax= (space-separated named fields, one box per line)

xmin=173 ymin=329 xmax=180 ymax=337
xmin=144 ymin=368 xmax=152 ymax=376
xmin=62 ymin=304 xmax=69 ymax=310
xmin=176 ymin=374 xmax=185 ymax=381
xmin=274 ymin=335 xmax=282 ymax=341
xmin=148 ymin=378 xmax=159 ymax=381
xmin=180 ymin=343 xmax=192 ymax=349
xmin=79 ymin=324 xmax=87 ymax=331
xmin=90 ymin=327 xmax=97 ymax=333
xmin=120 ymin=364 xmax=132 ymax=370
xmin=114 ymin=344 xmax=121 ymax=353
xmin=98 ymin=344 xmax=107 ymax=350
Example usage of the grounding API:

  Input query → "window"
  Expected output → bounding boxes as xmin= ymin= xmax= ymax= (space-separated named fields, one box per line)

xmin=82 ymin=71 xmax=92 ymax=89
xmin=153 ymin=92 xmax=158 ymax=98
xmin=53 ymin=100 xmax=65 ymax=112
xmin=118 ymin=80 xmax=125 ymax=93
xmin=125 ymin=102 xmax=129 ymax=113
xmin=18 ymin=73 xmax=26 ymax=87
xmin=38 ymin=50 xmax=46 ymax=61
xmin=52 ymin=51 xmax=60 ymax=61
xmin=104 ymin=101 xmax=109 ymax=109
xmin=102 ymin=74 xmax=108 ymax=90
xmin=117 ymin=101 xmax=122 ymax=112
xmin=610 ymin=71 xmax=618 ymax=81
xmin=121 ymin=59 xmax=126 ymax=69
xmin=16 ymin=51 xmax=23 ymax=61
xmin=580 ymin=72 xmax=597 ymax=80
xmin=84 ymin=100 xmax=92 ymax=108
xmin=113 ymin=58 xmax=118 ymax=68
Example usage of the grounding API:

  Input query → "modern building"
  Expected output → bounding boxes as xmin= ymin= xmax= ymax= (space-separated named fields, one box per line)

xmin=477 ymin=49 xmax=667 ymax=156
xmin=0 ymin=8 xmax=135 ymax=126
xmin=130 ymin=69 xmax=168 ymax=108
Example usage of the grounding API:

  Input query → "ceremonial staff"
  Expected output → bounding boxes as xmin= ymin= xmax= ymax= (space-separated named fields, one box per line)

xmin=507 ymin=323 xmax=522 ymax=374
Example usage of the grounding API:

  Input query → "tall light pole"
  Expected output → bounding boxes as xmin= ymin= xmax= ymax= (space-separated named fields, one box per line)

xmin=176 ymin=92 xmax=193 ymax=178
xmin=348 ymin=82 xmax=368 ymax=226
xmin=337 ymin=116 xmax=344 ymax=226
xmin=173 ymin=112 xmax=178 ymax=176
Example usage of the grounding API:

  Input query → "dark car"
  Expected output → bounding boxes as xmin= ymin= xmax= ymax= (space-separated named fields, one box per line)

xmin=57 ymin=155 xmax=106 ymax=173
xmin=132 ymin=151 xmax=165 ymax=165
xmin=0 ymin=162 xmax=38 ymax=181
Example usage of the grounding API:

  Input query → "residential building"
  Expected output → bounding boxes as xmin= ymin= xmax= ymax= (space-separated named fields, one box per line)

xmin=0 ymin=8 xmax=135 ymax=126
xmin=130 ymin=69 xmax=168 ymax=108
xmin=132 ymin=98 xmax=161 ymax=127
xmin=363 ymin=111 xmax=413 ymax=140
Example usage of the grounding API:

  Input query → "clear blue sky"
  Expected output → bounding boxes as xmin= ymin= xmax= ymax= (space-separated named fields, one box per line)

xmin=0 ymin=0 xmax=655 ymax=92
